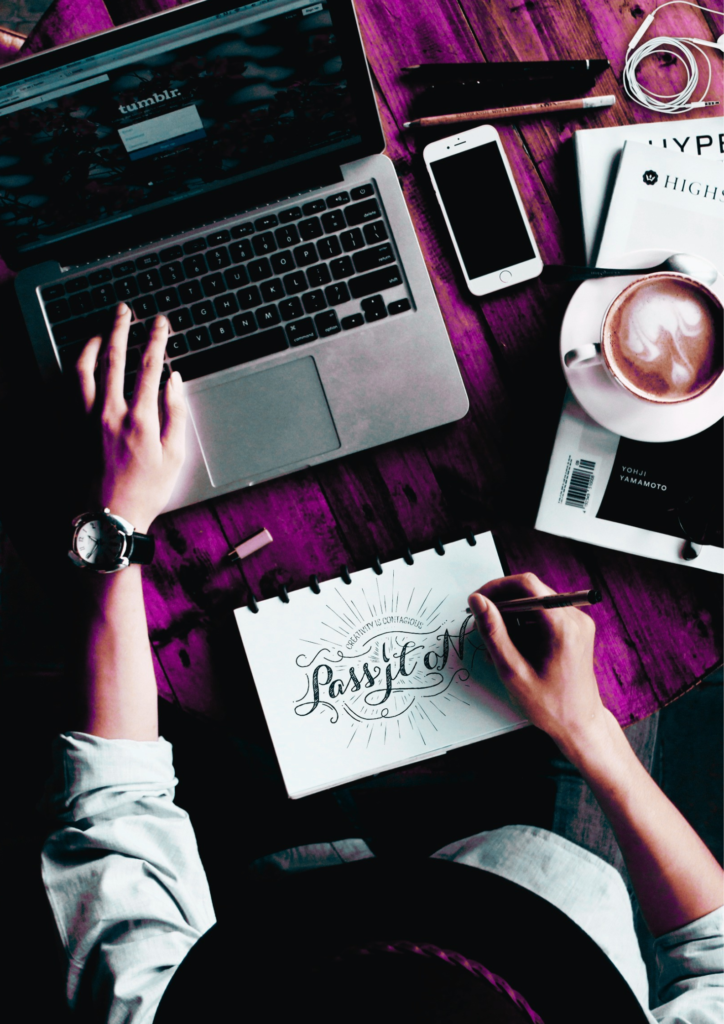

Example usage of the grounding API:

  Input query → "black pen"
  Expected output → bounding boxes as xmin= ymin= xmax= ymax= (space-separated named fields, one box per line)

xmin=493 ymin=589 xmax=602 ymax=613
xmin=402 ymin=60 xmax=610 ymax=81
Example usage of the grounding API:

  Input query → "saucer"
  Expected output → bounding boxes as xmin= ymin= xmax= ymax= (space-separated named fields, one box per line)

xmin=559 ymin=248 xmax=724 ymax=442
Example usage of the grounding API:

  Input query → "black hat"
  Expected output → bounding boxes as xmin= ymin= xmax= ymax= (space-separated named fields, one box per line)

xmin=155 ymin=858 xmax=649 ymax=1023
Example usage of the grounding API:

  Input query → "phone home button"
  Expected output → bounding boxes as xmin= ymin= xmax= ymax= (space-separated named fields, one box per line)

xmin=499 ymin=270 xmax=512 ymax=283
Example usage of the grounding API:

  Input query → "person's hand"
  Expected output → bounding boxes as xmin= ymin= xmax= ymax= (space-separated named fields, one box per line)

xmin=468 ymin=573 xmax=612 ymax=756
xmin=75 ymin=304 xmax=187 ymax=533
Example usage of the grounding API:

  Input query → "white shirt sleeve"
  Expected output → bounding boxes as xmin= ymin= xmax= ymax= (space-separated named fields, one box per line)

xmin=652 ymin=907 xmax=724 ymax=1024
xmin=40 ymin=732 xmax=216 ymax=1024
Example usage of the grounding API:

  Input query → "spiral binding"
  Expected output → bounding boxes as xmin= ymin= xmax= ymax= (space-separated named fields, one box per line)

xmin=247 ymin=532 xmax=481 ymax=609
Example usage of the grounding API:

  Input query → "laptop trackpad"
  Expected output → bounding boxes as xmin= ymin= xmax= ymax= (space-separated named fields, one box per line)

xmin=187 ymin=357 xmax=340 ymax=487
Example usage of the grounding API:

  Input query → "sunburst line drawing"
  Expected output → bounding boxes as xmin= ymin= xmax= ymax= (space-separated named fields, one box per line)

xmin=320 ymin=620 xmax=347 ymax=637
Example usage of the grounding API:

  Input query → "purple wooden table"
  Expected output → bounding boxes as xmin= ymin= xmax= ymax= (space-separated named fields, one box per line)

xmin=3 ymin=0 xmax=722 ymax=726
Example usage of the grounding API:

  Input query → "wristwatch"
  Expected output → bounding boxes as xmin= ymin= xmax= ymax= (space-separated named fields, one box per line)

xmin=69 ymin=508 xmax=155 ymax=573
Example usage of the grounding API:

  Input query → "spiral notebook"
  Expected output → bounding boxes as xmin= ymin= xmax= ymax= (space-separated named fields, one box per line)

xmin=234 ymin=532 xmax=527 ymax=798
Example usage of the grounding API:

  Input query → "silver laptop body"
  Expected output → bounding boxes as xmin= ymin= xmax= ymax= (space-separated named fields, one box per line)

xmin=8 ymin=0 xmax=468 ymax=512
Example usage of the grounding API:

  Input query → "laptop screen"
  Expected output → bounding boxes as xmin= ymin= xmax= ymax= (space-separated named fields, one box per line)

xmin=0 ymin=0 xmax=365 ymax=254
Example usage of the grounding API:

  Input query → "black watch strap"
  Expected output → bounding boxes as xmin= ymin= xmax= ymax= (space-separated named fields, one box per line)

xmin=127 ymin=531 xmax=155 ymax=565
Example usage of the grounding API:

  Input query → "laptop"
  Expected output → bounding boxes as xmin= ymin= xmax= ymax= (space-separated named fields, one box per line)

xmin=4 ymin=0 xmax=468 ymax=512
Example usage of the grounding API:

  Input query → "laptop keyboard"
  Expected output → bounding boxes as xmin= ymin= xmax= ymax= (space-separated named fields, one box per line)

xmin=40 ymin=184 xmax=412 ymax=395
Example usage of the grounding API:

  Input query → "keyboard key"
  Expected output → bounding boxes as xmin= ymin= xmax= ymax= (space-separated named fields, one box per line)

xmin=129 ymin=322 xmax=148 ymax=347
xmin=133 ymin=295 xmax=158 ymax=319
xmin=237 ymin=286 xmax=261 ymax=309
xmin=137 ymin=269 xmax=161 ymax=292
xmin=248 ymin=258 xmax=272 ymax=281
xmin=363 ymin=220 xmax=389 ymax=245
xmin=361 ymin=294 xmax=388 ymax=322
xmin=113 ymin=260 xmax=136 ymax=277
xmin=123 ymin=373 xmax=136 ymax=398
xmin=173 ymin=326 xmax=287 ymax=380
xmin=231 ymin=223 xmax=255 ymax=237
xmin=321 ymin=210 xmax=345 ymax=233
xmin=179 ymin=281 xmax=203 ymax=304
xmin=303 ymin=199 xmax=326 ymax=215
xmin=167 ymin=334 xmax=189 ymax=357
xmin=46 ymin=299 xmax=71 ymax=322
xmin=389 ymin=298 xmax=411 ymax=315
xmin=345 ymin=199 xmax=381 ymax=225
xmin=161 ymin=262 xmax=185 ymax=286
xmin=210 ymin=319 xmax=234 ymax=343
xmin=42 ymin=284 xmax=65 ymax=300
xmin=349 ymin=265 xmax=403 ymax=299
xmin=325 ymin=282 xmax=350 ymax=305
xmin=91 ymin=284 xmax=116 ymax=308
xmin=260 ymin=278 xmax=284 ymax=302
xmin=353 ymin=243 xmax=394 ymax=273
xmin=184 ymin=238 xmax=207 ymax=254
xmin=136 ymin=253 xmax=160 ymax=269
xmin=299 ymin=217 xmax=323 ymax=241
xmin=257 ymin=304 xmax=281 ymax=327
xmin=341 ymin=228 xmax=364 ymax=252
xmin=191 ymin=300 xmax=216 ymax=324
xmin=183 ymin=255 xmax=207 ymax=278
xmin=215 ymin=293 xmax=238 ymax=317
xmin=87 ymin=308 xmax=116 ymax=336
xmin=279 ymin=207 xmax=302 ymax=222
xmin=230 ymin=240 xmax=254 ymax=262
xmin=307 ymin=264 xmax=331 ymax=287
xmin=186 ymin=327 xmax=211 ymax=351
xmin=341 ymin=313 xmax=364 ymax=330
xmin=330 ymin=256 xmax=353 ymax=280
xmin=327 ymin=191 xmax=350 ymax=206
xmin=169 ymin=308 xmax=193 ymax=332
xmin=224 ymin=266 xmax=249 ymax=289
xmin=88 ymin=269 xmax=113 ymax=286
xmin=66 ymin=276 xmax=88 ymax=292
xmin=282 ymin=271 xmax=307 ymax=294
xmin=302 ymin=290 xmax=326 ymax=314
xmin=125 ymin=347 xmax=141 ymax=372
xmin=271 ymin=251 xmax=295 ymax=275
xmin=201 ymin=273 xmax=226 ymax=296
xmin=286 ymin=318 xmax=317 ymax=346
xmin=160 ymin=245 xmax=183 ymax=261
xmin=69 ymin=292 xmax=95 ymax=316
xmin=351 ymin=184 xmax=375 ymax=201
xmin=253 ymin=232 xmax=277 ymax=256
xmin=293 ymin=244 xmax=318 ymax=267
xmin=52 ymin=318 xmax=86 ymax=346
xmin=318 ymin=236 xmax=341 ymax=260
xmin=279 ymin=297 xmax=303 ymax=320
xmin=255 ymin=215 xmax=278 ymax=230
xmin=156 ymin=288 xmax=180 ymax=313
xmin=206 ymin=248 xmax=231 ymax=270
xmin=275 ymin=224 xmax=299 ymax=248
xmin=207 ymin=230 xmax=230 ymax=246
xmin=232 ymin=311 xmax=257 ymax=335
xmin=315 ymin=310 xmax=341 ymax=337
xmin=58 ymin=339 xmax=87 ymax=370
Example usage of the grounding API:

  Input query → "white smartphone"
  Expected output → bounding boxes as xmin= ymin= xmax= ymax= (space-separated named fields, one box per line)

xmin=423 ymin=124 xmax=542 ymax=297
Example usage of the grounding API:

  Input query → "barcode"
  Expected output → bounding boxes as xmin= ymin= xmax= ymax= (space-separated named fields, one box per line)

xmin=565 ymin=459 xmax=596 ymax=510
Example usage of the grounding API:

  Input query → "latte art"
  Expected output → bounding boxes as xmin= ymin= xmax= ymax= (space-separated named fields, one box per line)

xmin=604 ymin=277 xmax=723 ymax=404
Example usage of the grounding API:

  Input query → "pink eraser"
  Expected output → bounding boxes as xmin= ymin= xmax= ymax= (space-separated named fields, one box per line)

xmin=229 ymin=528 xmax=273 ymax=562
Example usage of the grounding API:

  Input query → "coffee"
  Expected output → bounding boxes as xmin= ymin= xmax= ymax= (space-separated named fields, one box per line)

xmin=602 ymin=274 xmax=723 ymax=404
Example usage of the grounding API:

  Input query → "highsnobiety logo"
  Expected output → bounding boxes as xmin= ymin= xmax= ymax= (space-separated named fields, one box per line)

xmin=642 ymin=170 xmax=658 ymax=185
xmin=118 ymin=88 xmax=181 ymax=114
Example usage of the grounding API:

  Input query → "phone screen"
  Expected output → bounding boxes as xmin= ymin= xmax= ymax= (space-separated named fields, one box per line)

xmin=429 ymin=140 xmax=535 ymax=280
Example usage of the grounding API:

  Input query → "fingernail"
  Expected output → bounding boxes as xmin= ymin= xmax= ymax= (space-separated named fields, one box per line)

xmin=468 ymin=593 xmax=490 ymax=628
xmin=157 ymin=315 xmax=169 ymax=328
xmin=118 ymin=303 xmax=130 ymax=315
xmin=171 ymin=370 xmax=183 ymax=390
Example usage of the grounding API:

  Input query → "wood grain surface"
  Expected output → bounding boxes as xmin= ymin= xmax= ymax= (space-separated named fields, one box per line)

xmin=5 ymin=0 xmax=724 ymax=726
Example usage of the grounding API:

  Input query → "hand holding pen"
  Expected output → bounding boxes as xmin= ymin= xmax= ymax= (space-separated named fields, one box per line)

xmin=468 ymin=573 xmax=608 ymax=750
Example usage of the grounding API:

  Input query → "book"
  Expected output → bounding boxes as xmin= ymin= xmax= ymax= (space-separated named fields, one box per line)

xmin=536 ymin=141 xmax=723 ymax=572
xmin=573 ymin=115 xmax=723 ymax=264
xmin=234 ymin=533 xmax=528 ymax=798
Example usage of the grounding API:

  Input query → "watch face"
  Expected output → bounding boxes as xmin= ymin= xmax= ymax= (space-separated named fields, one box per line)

xmin=76 ymin=518 xmax=125 ymax=568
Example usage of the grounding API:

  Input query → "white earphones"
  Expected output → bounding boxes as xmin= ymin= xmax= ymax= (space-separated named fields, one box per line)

xmin=623 ymin=2 xmax=724 ymax=114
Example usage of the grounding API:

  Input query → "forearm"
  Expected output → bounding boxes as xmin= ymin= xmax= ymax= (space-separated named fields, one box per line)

xmin=559 ymin=710 xmax=723 ymax=938
xmin=76 ymin=566 xmax=158 ymax=740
